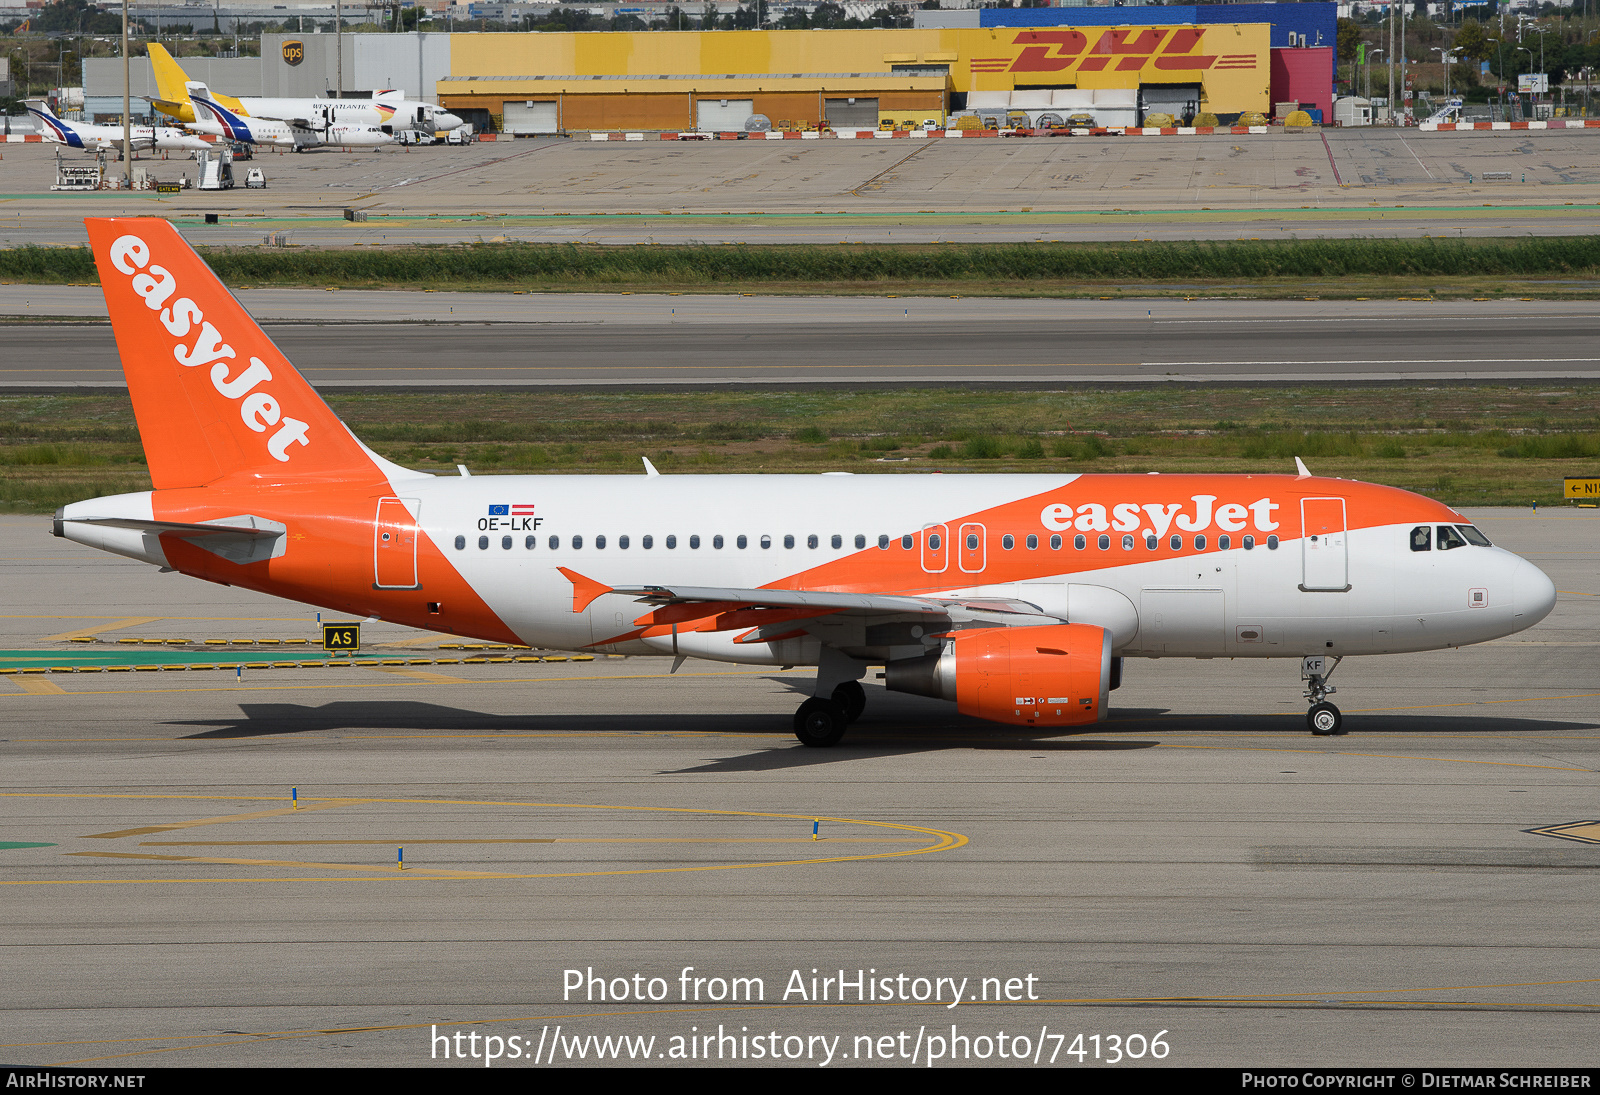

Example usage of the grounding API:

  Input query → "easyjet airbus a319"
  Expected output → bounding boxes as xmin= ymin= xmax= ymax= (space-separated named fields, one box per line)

xmin=55 ymin=219 xmax=1558 ymax=744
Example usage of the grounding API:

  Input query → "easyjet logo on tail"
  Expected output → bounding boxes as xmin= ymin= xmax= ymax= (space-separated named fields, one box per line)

xmin=108 ymin=233 xmax=310 ymax=462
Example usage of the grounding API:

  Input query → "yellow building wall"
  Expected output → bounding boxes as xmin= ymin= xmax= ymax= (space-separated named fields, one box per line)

xmin=446 ymin=25 xmax=1270 ymax=113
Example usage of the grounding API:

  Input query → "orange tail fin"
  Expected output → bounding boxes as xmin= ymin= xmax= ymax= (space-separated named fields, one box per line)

xmin=86 ymin=217 xmax=378 ymax=489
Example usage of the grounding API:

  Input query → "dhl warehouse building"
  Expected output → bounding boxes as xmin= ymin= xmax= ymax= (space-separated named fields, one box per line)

xmin=434 ymin=3 xmax=1335 ymax=134
xmin=94 ymin=5 xmax=1335 ymax=133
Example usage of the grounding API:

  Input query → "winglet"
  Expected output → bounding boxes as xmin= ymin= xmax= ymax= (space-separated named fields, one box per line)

xmin=1294 ymin=456 xmax=1312 ymax=479
xmin=642 ymin=457 xmax=660 ymax=477
xmin=557 ymin=567 xmax=614 ymax=613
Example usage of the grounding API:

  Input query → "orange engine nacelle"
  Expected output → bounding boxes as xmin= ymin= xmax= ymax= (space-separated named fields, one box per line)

xmin=884 ymin=623 xmax=1111 ymax=727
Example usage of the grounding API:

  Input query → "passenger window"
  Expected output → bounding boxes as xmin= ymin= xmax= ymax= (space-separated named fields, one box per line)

xmin=807 ymin=534 xmax=818 ymax=549
xmin=642 ymin=535 xmax=653 ymax=549
xmin=454 ymin=535 xmax=465 ymax=550
xmin=1458 ymin=525 xmax=1492 ymax=547
xmin=548 ymin=535 xmax=559 ymax=550
xmin=1436 ymin=525 xmax=1467 ymax=551
xmin=1002 ymin=534 xmax=1014 ymax=550
xmin=736 ymin=535 xmax=747 ymax=549
xmin=501 ymin=535 xmax=512 ymax=550
xmin=784 ymin=534 xmax=795 ymax=549
xmin=1195 ymin=535 xmax=1206 ymax=550
xmin=595 ymin=535 xmax=607 ymax=549
xmin=1219 ymin=535 xmax=1230 ymax=550
xmin=618 ymin=535 xmax=629 ymax=549
xmin=1073 ymin=534 xmax=1085 ymax=550
xmin=1122 ymin=534 xmax=1134 ymax=550
xmin=832 ymin=534 xmax=842 ymax=549
xmin=901 ymin=534 xmax=913 ymax=550
xmin=1026 ymin=534 xmax=1038 ymax=550
xmin=690 ymin=535 xmax=701 ymax=549
xmin=1243 ymin=535 xmax=1254 ymax=550
xmin=666 ymin=535 xmax=677 ymax=549
xmin=855 ymin=534 xmax=866 ymax=549
xmin=878 ymin=535 xmax=890 ymax=550
xmin=966 ymin=533 xmax=979 ymax=550
xmin=712 ymin=535 xmax=722 ymax=549
xmin=928 ymin=533 xmax=941 ymax=550
xmin=1171 ymin=534 xmax=1182 ymax=550
xmin=760 ymin=535 xmax=771 ymax=549
xmin=1098 ymin=534 xmax=1110 ymax=550
xmin=478 ymin=535 xmax=489 ymax=550
xmin=1267 ymin=535 xmax=1279 ymax=550
xmin=1050 ymin=534 xmax=1062 ymax=550
xmin=1144 ymin=535 xmax=1157 ymax=550
xmin=1410 ymin=526 xmax=1431 ymax=552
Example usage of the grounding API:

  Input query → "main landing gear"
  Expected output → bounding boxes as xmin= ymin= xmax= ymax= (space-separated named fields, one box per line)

xmin=1302 ymin=655 xmax=1345 ymax=736
xmin=793 ymin=681 xmax=865 ymax=748
xmin=793 ymin=653 xmax=868 ymax=747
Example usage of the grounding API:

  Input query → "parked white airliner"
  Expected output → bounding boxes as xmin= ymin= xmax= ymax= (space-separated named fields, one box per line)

xmin=24 ymin=100 xmax=211 ymax=154
xmin=185 ymin=83 xmax=395 ymax=151
xmin=54 ymin=218 xmax=1559 ymax=746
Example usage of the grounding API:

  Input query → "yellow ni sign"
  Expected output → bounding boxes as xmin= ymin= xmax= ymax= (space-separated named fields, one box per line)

xmin=1563 ymin=477 xmax=1600 ymax=500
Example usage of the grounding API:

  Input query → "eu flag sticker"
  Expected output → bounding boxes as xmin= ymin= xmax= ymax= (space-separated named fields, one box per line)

xmin=488 ymin=504 xmax=509 ymax=516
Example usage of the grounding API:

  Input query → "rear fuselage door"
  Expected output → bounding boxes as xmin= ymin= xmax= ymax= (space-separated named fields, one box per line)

xmin=374 ymin=497 xmax=421 ymax=589
xmin=1300 ymin=497 xmax=1349 ymax=591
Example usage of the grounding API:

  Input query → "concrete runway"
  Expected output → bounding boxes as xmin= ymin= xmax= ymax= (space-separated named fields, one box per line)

xmin=5 ymin=131 xmax=1600 ymax=246
xmin=6 ymin=287 xmax=1600 ymax=387
xmin=1 ymin=508 xmax=1596 ymax=1067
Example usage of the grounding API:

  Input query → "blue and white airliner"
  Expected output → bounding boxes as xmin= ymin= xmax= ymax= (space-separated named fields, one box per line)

xmin=25 ymin=100 xmax=211 ymax=153
xmin=185 ymin=83 xmax=394 ymax=151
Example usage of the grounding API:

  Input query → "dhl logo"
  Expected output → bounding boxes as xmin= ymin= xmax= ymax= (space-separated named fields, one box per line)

xmin=969 ymin=28 xmax=1256 ymax=75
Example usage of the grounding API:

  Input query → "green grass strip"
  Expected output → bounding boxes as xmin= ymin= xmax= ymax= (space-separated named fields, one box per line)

xmin=10 ymin=237 xmax=1600 ymax=288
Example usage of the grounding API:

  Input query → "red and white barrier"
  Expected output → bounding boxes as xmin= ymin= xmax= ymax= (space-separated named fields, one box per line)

xmin=581 ymin=122 xmax=1600 ymax=141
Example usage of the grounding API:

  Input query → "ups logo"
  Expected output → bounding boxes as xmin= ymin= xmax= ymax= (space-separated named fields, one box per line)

xmin=282 ymin=40 xmax=304 ymax=67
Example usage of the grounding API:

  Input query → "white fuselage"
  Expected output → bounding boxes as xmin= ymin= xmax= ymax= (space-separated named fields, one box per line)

xmin=63 ymin=473 xmax=1557 ymax=669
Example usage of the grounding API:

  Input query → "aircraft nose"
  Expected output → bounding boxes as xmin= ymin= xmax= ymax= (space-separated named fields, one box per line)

xmin=1511 ymin=556 xmax=1557 ymax=627
xmin=435 ymin=112 xmax=463 ymax=130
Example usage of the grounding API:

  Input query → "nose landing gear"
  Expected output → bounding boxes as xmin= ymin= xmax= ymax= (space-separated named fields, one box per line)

xmin=1302 ymin=655 xmax=1344 ymax=736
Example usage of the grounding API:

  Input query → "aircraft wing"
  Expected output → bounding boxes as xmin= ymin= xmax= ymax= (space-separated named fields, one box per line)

xmin=287 ymin=123 xmax=322 ymax=149
xmin=558 ymin=568 xmax=1056 ymax=628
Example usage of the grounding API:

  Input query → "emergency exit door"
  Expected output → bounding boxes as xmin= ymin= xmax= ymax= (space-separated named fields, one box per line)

xmin=374 ymin=497 xmax=421 ymax=590
xmin=1300 ymin=497 xmax=1349 ymax=591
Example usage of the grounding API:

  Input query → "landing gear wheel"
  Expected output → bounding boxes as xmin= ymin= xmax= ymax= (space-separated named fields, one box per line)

xmin=1307 ymin=702 xmax=1343 ymax=736
xmin=794 ymin=698 xmax=849 ymax=747
xmin=831 ymin=680 xmax=866 ymax=724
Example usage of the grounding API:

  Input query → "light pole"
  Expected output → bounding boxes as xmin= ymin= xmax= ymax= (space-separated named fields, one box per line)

xmin=121 ymin=0 xmax=130 ymax=185
xmin=1368 ymin=47 xmax=1384 ymax=102
xmin=1433 ymin=47 xmax=1460 ymax=100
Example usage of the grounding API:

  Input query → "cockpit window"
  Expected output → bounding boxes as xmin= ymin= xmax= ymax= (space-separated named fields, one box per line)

xmin=1409 ymin=526 xmax=1431 ymax=552
xmin=1436 ymin=525 xmax=1468 ymax=551
xmin=1457 ymin=525 xmax=1492 ymax=547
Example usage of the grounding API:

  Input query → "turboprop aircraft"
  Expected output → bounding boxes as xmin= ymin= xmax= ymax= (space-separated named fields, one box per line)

xmin=145 ymin=43 xmax=462 ymax=135
xmin=55 ymin=218 xmax=1559 ymax=746
xmin=185 ymin=83 xmax=395 ymax=151
xmin=24 ymin=100 xmax=211 ymax=153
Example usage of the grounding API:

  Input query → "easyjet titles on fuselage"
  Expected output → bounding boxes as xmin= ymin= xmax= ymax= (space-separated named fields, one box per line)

xmin=108 ymin=232 xmax=311 ymax=463
xmin=1041 ymin=496 xmax=1281 ymax=537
